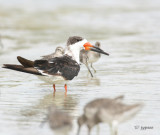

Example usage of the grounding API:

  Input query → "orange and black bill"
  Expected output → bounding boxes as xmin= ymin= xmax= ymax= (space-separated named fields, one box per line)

xmin=90 ymin=46 xmax=109 ymax=55
xmin=84 ymin=42 xmax=109 ymax=56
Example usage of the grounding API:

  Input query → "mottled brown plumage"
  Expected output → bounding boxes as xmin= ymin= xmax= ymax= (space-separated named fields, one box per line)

xmin=77 ymin=96 xmax=143 ymax=135
xmin=41 ymin=46 xmax=64 ymax=60
xmin=80 ymin=42 xmax=101 ymax=77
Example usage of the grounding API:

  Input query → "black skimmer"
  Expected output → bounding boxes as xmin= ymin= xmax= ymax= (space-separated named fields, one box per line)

xmin=3 ymin=36 xmax=109 ymax=94
xmin=77 ymin=96 xmax=143 ymax=135
xmin=42 ymin=105 xmax=72 ymax=135
xmin=80 ymin=42 xmax=102 ymax=77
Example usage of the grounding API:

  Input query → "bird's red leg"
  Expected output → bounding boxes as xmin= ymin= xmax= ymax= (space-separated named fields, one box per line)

xmin=53 ymin=84 xmax=56 ymax=93
xmin=64 ymin=84 xmax=67 ymax=93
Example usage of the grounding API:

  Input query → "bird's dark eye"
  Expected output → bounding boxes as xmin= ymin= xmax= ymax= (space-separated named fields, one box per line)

xmin=77 ymin=39 xmax=81 ymax=42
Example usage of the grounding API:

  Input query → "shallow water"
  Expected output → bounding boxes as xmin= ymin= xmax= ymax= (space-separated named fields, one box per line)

xmin=0 ymin=0 xmax=160 ymax=135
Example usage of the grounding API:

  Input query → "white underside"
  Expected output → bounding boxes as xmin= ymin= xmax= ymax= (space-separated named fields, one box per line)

xmin=87 ymin=51 xmax=100 ymax=63
xmin=36 ymin=75 xmax=68 ymax=84
xmin=88 ymin=56 xmax=99 ymax=63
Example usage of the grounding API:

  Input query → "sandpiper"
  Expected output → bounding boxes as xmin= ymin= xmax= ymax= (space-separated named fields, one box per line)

xmin=77 ymin=96 xmax=143 ymax=135
xmin=41 ymin=46 xmax=64 ymax=60
xmin=3 ymin=36 xmax=109 ymax=94
xmin=80 ymin=42 xmax=102 ymax=77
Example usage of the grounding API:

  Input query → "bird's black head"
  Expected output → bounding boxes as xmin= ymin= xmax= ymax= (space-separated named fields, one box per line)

xmin=67 ymin=36 xmax=83 ymax=46
xmin=66 ymin=36 xmax=109 ymax=56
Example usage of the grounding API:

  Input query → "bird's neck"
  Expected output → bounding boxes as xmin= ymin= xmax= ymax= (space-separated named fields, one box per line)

xmin=64 ymin=39 xmax=88 ymax=64
xmin=65 ymin=45 xmax=81 ymax=64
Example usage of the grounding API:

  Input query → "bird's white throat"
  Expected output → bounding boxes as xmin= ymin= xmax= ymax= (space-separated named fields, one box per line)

xmin=65 ymin=39 xmax=87 ymax=64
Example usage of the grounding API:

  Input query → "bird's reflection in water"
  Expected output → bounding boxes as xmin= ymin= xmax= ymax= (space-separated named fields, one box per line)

xmin=87 ymin=77 xmax=100 ymax=86
xmin=20 ymin=91 xmax=79 ymax=122
xmin=52 ymin=92 xmax=79 ymax=115
xmin=44 ymin=105 xmax=73 ymax=135
xmin=78 ymin=76 xmax=100 ymax=87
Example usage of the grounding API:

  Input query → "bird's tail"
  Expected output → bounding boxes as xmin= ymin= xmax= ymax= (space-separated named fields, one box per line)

xmin=2 ymin=64 xmax=42 ymax=75
xmin=122 ymin=103 xmax=144 ymax=122
xmin=17 ymin=56 xmax=34 ymax=67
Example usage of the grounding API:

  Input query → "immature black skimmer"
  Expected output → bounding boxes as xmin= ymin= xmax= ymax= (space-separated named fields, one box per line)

xmin=80 ymin=42 xmax=102 ymax=77
xmin=3 ymin=36 xmax=109 ymax=94
xmin=42 ymin=105 xmax=72 ymax=135
xmin=77 ymin=96 xmax=143 ymax=135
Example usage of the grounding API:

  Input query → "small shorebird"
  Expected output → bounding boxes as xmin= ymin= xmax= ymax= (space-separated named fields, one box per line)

xmin=77 ymin=95 xmax=124 ymax=135
xmin=43 ymin=105 xmax=72 ymax=135
xmin=77 ymin=96 xmax=143 ymax=135
xmin=41 ymin=46 xmax=64 ymax=60
xmin=3 ymin=36 xmax=109 ymax=94
xmin=80 ymin=42 xmax=101 ymax=77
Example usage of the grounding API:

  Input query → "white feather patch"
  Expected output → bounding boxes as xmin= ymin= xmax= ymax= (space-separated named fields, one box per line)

xmin=38 ymin=69 xmax=49 ymax=76
xmin=65 ymin=39 xmax=88 ymax=64
xmin=49 ymin=61 xmax=54 ymax=63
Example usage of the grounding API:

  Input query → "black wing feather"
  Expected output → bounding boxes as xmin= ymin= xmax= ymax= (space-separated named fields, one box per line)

xmin=34 ymin=55 xmax=80 ymax=80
